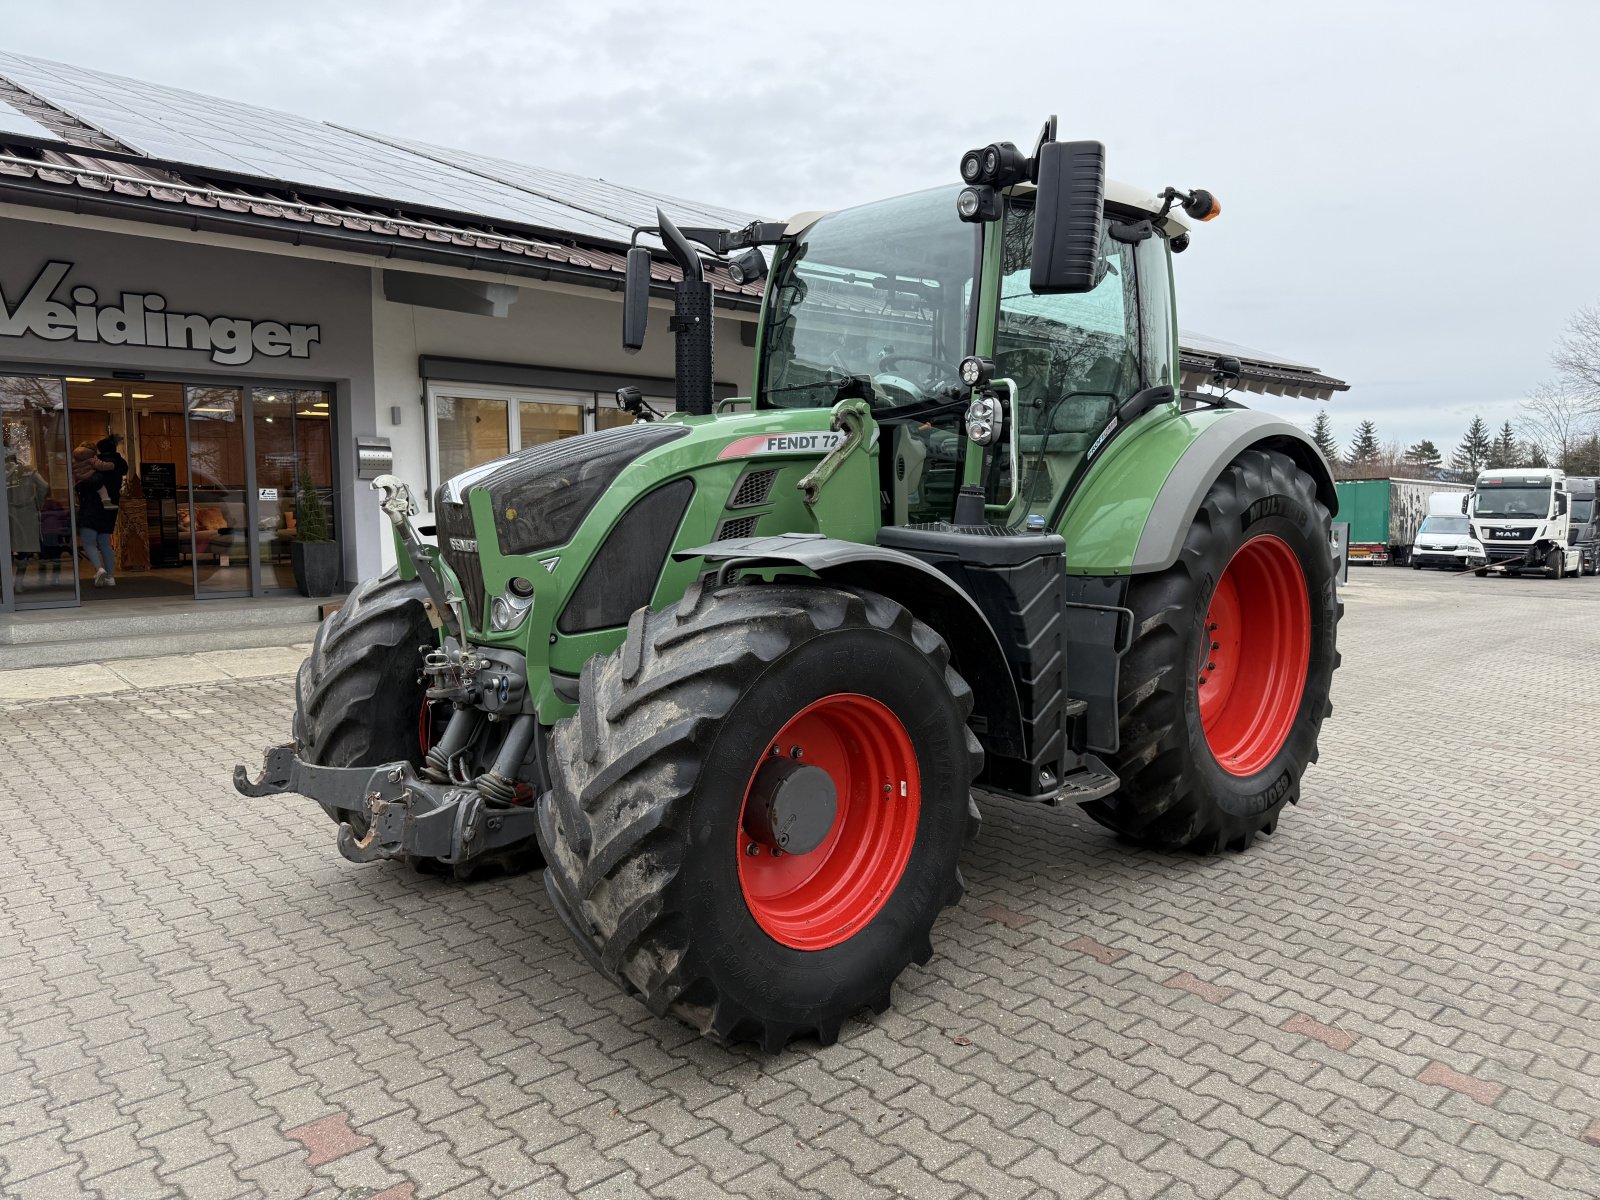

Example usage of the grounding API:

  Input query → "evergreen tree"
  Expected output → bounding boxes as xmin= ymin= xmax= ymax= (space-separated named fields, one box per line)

xmin=1346 ymin=420 xmax=1381 ymax=467
xmin=1452 ymin=416 xmax=1492 ymax=477
xmin=1486 ymin=420 xmax=1519 ymax=469
xmin=1526 ymin=442 xmax=1550 ymax=468
xmin=1310 ymin=410 xmax=1340 ymax=462
xmin=1404 ymin=439 xmax=1443 ymax=472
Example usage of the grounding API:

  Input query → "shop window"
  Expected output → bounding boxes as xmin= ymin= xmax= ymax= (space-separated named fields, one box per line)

xmin=3 ymin=375 xmax=75 ymax=608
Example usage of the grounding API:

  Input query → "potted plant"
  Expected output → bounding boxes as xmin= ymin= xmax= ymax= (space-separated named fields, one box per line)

xmin=290 ymin=467 xmax=339 ymax=597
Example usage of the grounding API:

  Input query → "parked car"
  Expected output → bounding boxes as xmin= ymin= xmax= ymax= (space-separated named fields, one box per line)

xmin=1411 ymin=494 xmax=1487 ymax=570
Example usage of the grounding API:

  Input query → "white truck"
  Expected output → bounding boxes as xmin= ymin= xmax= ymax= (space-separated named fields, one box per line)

xmin=1469 ymin=467 xmax=1584 ymax=578
xmin=1411 ymin=492 xmax=1488 ymax=570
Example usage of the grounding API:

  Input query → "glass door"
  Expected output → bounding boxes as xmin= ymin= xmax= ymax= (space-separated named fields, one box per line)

xmin=185 ymin=386 xmax=252 ymax=598
xmin=2 ymin=375 xmax=79 ymax=609
xmin=253 ymin=387 xmax=335 ymax=592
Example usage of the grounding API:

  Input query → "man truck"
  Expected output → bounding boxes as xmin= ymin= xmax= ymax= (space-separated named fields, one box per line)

xmin=1569 ymin=476 xmax=1598 ymax=574
xmin=239 ymin=122 xmax=1342 ymax=1050
xmin=1470 ymin=467 xmax=1583 ymax=578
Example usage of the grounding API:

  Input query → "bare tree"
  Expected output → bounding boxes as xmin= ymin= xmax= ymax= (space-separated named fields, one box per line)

xmin=1521 ymin=382 xmax=1596 ymax=469
xmin=1551 ymin=305 xmax=1600 ymax=406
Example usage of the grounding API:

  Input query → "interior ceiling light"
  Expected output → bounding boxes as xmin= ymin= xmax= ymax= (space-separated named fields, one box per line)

xmin=66 ymin=376 xmax=94 ymax=383
xmin=102 ymin=391 xmax=124 ymax=398
xmin=131 ymin=392 xmax=154 ymax=399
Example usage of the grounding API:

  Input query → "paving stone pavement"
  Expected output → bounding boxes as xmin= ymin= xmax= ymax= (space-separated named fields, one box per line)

xmin=2 ymin=568 xmax=1597 ymax=1199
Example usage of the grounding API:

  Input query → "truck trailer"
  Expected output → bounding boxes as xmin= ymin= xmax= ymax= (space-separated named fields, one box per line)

xmin=1332 ymin=478 xmax=1471 ymax=565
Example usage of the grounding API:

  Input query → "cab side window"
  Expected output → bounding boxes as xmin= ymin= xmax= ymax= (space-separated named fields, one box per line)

xmin=992 ymin=204 xmax=1141 ymax=518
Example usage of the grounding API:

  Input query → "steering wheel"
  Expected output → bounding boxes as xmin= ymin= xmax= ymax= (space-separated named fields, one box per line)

xmin=872 ymin=353 xmax=946 ymax=407
xmin=878 ymin=352 xmax=943 ymax=377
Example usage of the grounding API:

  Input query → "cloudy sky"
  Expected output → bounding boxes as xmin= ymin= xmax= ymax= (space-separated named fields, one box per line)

xmin=7 ymin=1 xmax=1599 ymax=455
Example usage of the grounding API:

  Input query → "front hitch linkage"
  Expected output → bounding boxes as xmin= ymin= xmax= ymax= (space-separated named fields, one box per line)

xmin=233 ymin=744 xmax=537 ymax=865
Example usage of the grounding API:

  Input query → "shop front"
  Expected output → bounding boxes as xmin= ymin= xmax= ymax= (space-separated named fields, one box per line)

xmin=3 ymin=372 xmax=336 ymax=606
xmin=1 ymin=216 xmax=373 ymax=613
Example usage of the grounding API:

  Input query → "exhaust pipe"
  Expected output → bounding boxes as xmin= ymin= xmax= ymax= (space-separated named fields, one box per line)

xmin=621 ymin=209 xmax=714 ymax=417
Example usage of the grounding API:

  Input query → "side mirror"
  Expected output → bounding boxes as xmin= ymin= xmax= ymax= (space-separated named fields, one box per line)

xmin=1029 ymin=140 xmax=1106 ymax=295
xmin=622 ymin=245 xmax=652 ymax=352
xmin=1557 ymin=493 xmax=1568 ymax=514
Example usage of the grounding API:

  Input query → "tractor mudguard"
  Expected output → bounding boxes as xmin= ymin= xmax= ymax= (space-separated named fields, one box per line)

xmin=1060 ymin=408 xmax=1338 ymax=576
xmin=676 ymin=533 xmax=1029 ymax=759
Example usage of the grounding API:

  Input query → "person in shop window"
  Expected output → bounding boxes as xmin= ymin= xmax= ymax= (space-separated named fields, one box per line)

xmin=76 ymin=435 xmax=128 ymax=588
xmin=5 ymin=444 xmax=50 ymax=590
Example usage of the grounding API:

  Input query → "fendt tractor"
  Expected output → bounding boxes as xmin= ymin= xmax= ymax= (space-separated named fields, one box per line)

xmin=239 ymin=121 xmax=1342 ymax=1051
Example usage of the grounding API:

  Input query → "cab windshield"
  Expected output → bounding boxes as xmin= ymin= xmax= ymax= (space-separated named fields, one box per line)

xmin=758 ymin=187 xmax=978 ymax=411
xmin=1474 ymin=484 xmax=1552 ymax=518
xmin=1419 ymin=516 xmax=1469 ymax=536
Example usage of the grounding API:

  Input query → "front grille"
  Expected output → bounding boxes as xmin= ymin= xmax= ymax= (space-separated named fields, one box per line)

xmin=728 ymin=468 xmax=777 ymax=508
xmin=1481 ymin=526 xmax=1534 ymax=540
xmin=435 ymin=501 xmax=487 ymax=630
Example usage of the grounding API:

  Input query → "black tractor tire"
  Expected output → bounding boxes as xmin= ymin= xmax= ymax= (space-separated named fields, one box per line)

xmin=1474 ymin=567 xmax=1489 ymax=577
xmin=293 ymin=571 xmax=541 ymax=879
xmin=1085 ymin=449 xmax=1341 ymax=853
xmin=1548 ymin=549 xmax=1565 ymax=580
xmin=538 ymin=581 xmax=982 ymax=1051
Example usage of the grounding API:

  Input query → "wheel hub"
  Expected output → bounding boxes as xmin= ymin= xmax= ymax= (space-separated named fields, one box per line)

xmin=744 ymin=758 xmax=838 ymax=855
xmin=1197 ymin=533 xmax=1311 ymax=777
xmin=736 ymin=693 xmax=921 ymax=951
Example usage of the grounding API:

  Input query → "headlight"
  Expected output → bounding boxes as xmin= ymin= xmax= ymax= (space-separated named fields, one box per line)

xmin=965 ymin=396 xmax=1003 ymax=445
xmin=489 ymin=584 xmax=535 ymax=633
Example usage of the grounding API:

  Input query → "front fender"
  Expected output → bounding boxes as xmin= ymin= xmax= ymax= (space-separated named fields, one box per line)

xmin=677 ymin=534 xmax=1029 ymax=759
xmin=1059 ymin=408 xmax=1337 ymax=576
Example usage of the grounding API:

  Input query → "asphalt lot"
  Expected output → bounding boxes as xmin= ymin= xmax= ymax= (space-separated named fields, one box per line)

xmin=2 ymin=567 xmax=1597 ymax=1199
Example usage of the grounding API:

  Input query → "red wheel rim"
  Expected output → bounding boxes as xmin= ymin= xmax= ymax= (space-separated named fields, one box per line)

xmin=1198 ymin=534 xmax=1311 ymax=777
xmin=737 ymin=693 xmax=920 ymax=951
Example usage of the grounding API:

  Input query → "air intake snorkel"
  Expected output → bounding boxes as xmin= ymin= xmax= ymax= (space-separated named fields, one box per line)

xmin=621 ymin=209 xmax=714 ymax=416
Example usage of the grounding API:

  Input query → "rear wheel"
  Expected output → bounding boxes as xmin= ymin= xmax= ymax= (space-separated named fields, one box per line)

xmin=1086 ymin=449 xmax=1340 ymax=852
xmin=538 ymin=582 xmax=982 ymax=1050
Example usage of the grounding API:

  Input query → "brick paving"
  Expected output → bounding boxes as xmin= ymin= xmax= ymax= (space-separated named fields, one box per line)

xmin=2 ymin=568 xmax=1597 ymax=1198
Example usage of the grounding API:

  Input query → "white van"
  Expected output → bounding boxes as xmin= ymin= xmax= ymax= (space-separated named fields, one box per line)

xmin=1411 ymin=493 xmax=1487 ymax=570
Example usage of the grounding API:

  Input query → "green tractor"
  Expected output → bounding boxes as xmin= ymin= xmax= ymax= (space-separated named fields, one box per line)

xmin=239 ymin=120 xmax=1340 ymax=1051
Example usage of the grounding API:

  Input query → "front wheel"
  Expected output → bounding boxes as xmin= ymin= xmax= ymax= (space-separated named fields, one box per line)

xmin=538 ymin=582 xmax=982 ymax=1051
xmin=1548 ymin=549 xmax=1565 ymax=580
xmin=1086 ymin=449 xmax=1340 ymax=852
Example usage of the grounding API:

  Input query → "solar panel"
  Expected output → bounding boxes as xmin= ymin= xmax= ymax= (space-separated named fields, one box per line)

xmin=0 ymin=49 xmax=766 ymax=247
xmin=362 ymin=130 xmax=763 ymax=233
xmin=0 ymin=49 xmax=634 ymax=242
xmin=0 ymin=96 xmax=61 ymax=143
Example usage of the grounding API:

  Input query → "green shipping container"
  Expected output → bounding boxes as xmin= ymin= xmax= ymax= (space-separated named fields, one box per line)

xmin=1334 ymin=480 xmax=1392 ymax=546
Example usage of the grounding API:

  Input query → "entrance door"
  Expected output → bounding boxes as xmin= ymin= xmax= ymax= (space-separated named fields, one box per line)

xmin=185 ymin=385 xmax=252 ymax=598
xmin=1 ymin=375 xmax=79 ymax=609
xmin=252 ymin=388 xmax=336 ymax=592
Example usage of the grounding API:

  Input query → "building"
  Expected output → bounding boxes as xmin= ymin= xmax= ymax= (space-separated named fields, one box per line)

xmin=0 ymin=49 xmax=1348 ymax=620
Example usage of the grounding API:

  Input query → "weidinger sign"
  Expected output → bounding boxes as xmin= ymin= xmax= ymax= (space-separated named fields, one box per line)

xmin=0 ymin=260 xmax=320 ymax=366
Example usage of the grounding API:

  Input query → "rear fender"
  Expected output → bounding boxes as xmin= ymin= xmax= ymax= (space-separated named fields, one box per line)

xmin=1060 ymin=408 xmax=1337 ymax=575
xmin=676 ymin=535 xmax=1028 ymax=758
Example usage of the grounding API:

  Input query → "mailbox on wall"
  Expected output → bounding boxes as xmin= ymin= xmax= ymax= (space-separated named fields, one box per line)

xmin=355 ymin=436 xmax=393 ymax=481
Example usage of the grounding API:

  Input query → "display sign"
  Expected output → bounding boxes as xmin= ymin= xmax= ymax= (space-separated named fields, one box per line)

xmin=0 ymin=261 xmax=320 ymax=366
xmin=141 ymin=462 xmax=177 ymax=489
xmin=259 ymin=487 xmax=279 ymax=502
